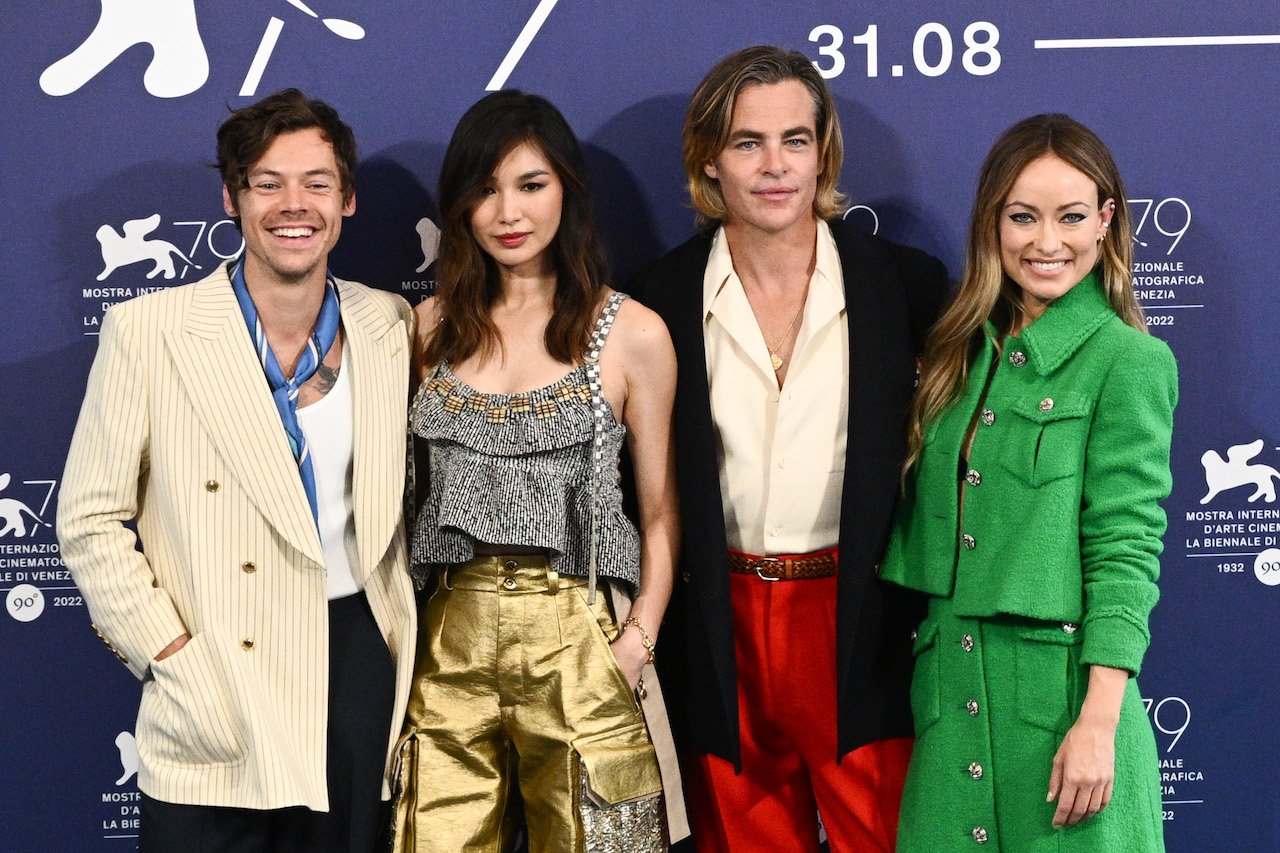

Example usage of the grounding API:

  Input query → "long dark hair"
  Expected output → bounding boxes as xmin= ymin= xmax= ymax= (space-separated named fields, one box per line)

xmin=425 ymin=90 xmax=610 ymax=367
xmin=906 ymin=113 xmax=1143 ymax=474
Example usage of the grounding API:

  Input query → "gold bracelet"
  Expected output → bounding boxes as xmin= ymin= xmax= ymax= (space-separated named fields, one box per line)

xmin=621 ymin=617 xmax=656 ymax=665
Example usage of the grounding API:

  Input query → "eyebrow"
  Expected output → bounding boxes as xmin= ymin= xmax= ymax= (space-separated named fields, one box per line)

xmin=248 ymin=167 xmax=338 ymax=179
xmin=726 ymin=126 xmax=816 ymax=143
xmin=516 ymin=169 xmax=550 ymax=180
xmin=1003 ymin=199 xmax=1092 ymax=212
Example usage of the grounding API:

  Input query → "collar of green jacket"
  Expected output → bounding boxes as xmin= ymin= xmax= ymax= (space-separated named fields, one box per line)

xmin=987 ymin=271 xmax=1114 ymax=377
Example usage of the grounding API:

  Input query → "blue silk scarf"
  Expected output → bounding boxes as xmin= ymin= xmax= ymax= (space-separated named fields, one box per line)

xmin=228 ymin=256 xmax=341 ymax=525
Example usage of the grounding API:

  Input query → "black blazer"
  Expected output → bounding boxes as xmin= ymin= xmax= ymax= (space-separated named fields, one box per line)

xmin=631 ymin=219 xmax=948 ymax=767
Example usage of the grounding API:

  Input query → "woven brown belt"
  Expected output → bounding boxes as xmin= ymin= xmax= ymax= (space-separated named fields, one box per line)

xmin=728 ymin=548 xmax=839 ymax=581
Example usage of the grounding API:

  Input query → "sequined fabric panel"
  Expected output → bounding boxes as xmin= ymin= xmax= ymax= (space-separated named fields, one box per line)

xmin=579 ymin=765 xmax=668 ymax=853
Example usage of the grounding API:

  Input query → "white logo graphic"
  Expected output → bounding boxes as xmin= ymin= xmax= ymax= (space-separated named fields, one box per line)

xmin=1254 ymin=549 xmax=1280 ymax=586
xmin=96 ymin=214 xmax=198 ymax=281
xmin=282 ymin=0 xmax=364 ymax=39
xmin=841 ymin=203 xmax=880 ymax=235
xmin=41 ymin=0 xmax=363 ymax=100
xmin=40 ymin=0 xmax=208 ymax=98
xmin=1255 ymin=548 xmax=1280 ymax=586
xmin=241 ymin=2 xmax=364 ymax=97
xmin=0 ymin=473 xmax=50 ymax=539
xmin=486 ymin=0 xmax=559 ymax=91
xmin=415 ymin=217 xmax=440 ymax=273
xmin=114 ymin=731 xmax=139 ymax=785
xmin=1200 ymin=440 xmax=1280 ymax=504
xmin=1129 ymin=198 xmax=1192 ymax=256
xmin=6 ymin=584 xmax=46 ymax=622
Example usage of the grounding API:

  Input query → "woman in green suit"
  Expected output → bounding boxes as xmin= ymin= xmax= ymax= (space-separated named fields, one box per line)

xmin=882 ymin=114 xmax=1176 ymax=851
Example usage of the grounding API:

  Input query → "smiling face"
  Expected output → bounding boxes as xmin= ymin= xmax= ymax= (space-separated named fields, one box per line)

xmin=703 ymin=79 xmax=821 ymax=238
xmin=469 ymin=141 xmax=564 ymax=278
xmin=999 ymin=154 xmax=1113 ymax=324
xmin=223 ymin=127 xmax=354 ymax=288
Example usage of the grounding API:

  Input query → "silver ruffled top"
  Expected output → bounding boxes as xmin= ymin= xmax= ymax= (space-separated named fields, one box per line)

xmin=409 ymin=355 xmax=640 ymax=589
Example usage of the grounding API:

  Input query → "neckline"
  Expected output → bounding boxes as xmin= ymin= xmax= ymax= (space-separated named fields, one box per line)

xmin=438 ymin=361 xmax=586 ymax=400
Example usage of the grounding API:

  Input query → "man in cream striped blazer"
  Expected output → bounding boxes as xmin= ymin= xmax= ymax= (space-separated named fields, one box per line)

xmin=58 ymin=89 xmax=416 ymax=852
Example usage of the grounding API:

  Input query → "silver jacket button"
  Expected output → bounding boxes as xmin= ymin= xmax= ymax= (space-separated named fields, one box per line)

xmin=962 ymin=533 xmax=976 ymax=550
xmin=1009 ymin=351 xmax=1027 ymax=367
xmin=1040 ymin=397 xmax=1055 ymax=412
xmin=965 ymin=469 xmax=982 ymax=486
xmin=1062 ymin=622 xmax=1079 ymax=634
xmin=966 ymin=698 xmax=980 ymax=716
xmin=961 ymin=633 xmax=975 ymax=652
xmin=981 ymin=408 xmax=995 ymax=426
xmin=972 ymin=826 xmax=989 ymax=844
xmin=969 ymin=761 xmax=984 ymax=780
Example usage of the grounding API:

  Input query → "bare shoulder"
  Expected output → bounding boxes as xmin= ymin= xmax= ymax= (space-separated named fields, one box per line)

xmin=410 ymin=295 xmax=445 ymax=378
xmin=609 ymin=291 xmax=674 ymax=361
xmin=413 ymin=296 xmax=442 ymax=343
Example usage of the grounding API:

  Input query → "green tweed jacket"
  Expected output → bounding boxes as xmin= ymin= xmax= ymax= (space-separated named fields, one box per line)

xmin=881 ymin=274 xmax=1178 ymax=675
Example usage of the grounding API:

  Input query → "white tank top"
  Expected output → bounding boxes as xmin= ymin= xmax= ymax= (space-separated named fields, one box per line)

xmin=297 ymin=346 xmax=361 ymax=599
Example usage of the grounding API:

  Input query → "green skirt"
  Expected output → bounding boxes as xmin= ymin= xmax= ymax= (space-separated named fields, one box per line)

xmin=897 ymin=595 xmax=1164 ymax=851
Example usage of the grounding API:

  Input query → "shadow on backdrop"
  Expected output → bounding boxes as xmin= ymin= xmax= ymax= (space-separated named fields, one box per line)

xmin=586 ymin=94 xmax=692 ymax=283
xmin=333 ymin=144 xmax=440 ymax=297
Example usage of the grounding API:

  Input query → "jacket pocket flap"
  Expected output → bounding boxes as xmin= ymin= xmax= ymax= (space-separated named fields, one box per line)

xmin=1018 ymin=622 xmax=1084 ymax=646
xmin=574 ymin=723 xmax=662 ymax=807
xmin=1009 ymin=393 xmax=1089 ymax=424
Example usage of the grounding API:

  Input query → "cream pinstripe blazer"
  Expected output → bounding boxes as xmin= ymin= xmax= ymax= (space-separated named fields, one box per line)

xmin=57 ymin=265 xmax=416 ymax=811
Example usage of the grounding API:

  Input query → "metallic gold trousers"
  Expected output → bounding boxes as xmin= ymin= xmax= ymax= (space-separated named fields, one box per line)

xmin=392 ymin=555 xmax=663 ymax=853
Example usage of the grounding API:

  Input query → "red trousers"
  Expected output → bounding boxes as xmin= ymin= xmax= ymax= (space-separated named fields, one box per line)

xmin=684 ymin=563 xmax=912 ymax=853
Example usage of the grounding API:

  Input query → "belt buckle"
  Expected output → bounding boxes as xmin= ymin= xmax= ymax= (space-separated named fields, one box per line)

xmin=754 ymin=557 xmax=782 ymax=582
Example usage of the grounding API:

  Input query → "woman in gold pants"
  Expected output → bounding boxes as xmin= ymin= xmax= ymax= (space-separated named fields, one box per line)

xmin=392 ymin=90 xmax=682 ymax=853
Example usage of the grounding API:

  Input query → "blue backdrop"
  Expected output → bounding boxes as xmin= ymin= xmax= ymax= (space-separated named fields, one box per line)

xmin=2 ymin=2 xmax=1277 ymax=849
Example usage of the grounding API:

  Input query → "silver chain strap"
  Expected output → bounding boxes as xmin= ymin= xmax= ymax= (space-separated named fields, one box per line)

xmin=583 ymin=292 xmax=626 ymax=603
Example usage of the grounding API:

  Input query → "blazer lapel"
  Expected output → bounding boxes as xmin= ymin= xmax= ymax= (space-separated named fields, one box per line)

xmin=830 ymin=224 xmax=916 ymax=687
xmin=164 ymin=268 xmax=324 ymax=566
xmin=656 ymin=235 xmax=742 ymax=738
xmin=339 ymin=280 xmax=408 ymax=581
xmin=665 ymin=238 xmax=730 ymax=585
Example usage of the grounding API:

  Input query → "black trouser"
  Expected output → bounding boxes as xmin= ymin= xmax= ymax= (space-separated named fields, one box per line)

xmin=140 ymin=592 xmax=395 ymax=853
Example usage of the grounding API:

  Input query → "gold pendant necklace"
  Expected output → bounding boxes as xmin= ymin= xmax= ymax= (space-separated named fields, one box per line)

xmin=765 ymin=297 xmax=807 ymax=372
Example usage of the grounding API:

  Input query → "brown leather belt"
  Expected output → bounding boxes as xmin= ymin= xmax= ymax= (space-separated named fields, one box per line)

xmin=728 ymin=548 xmax=839 ymax=581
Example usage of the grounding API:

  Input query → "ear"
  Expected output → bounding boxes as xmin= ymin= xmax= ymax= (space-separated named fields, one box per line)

xmin=703 ymin=160 xmax=719 ymax=181
xmin=222 ymin=185 xmax=238 ymax=218
xmin=1099 ymin=197 xmax=1115 ymax=234
xmin=343 ymin=190 xmax=356 ymax=217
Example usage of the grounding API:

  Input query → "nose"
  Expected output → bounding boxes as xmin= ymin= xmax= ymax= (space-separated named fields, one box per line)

xmin=1033 ymin=219 xmax=1062 ymax=252
xmin=496 ymin=190 xmax=521 ymax=225
xmin=281 ymin=181 xmax=307 ymax=211
xmin=761 ymin=141 xmax=787 ymax=177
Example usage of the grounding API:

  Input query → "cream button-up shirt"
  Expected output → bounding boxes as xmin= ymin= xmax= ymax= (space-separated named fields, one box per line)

xmin=703 ymin=221 xmax=848 ymax=556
